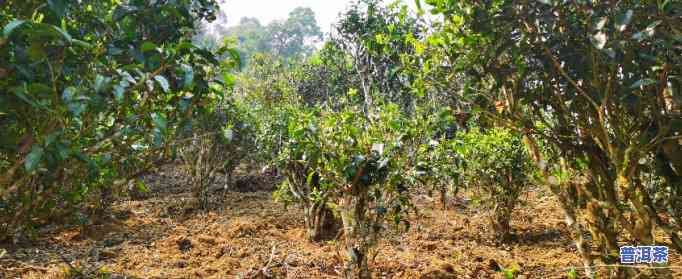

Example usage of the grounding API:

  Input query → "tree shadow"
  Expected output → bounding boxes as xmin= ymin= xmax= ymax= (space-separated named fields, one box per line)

xmin=449 ymin=223 xmax=572 ymax=249
xmin=0 ymin=169 xmax=288 ymax=278
xmin=509 ymin=227 xmax=572 ymax=248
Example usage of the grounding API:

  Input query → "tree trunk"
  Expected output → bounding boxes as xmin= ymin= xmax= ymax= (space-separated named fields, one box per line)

xmin=490 ymin=203 xmax=513 ymax=242
xmin=439 ymin=185 xmax=447 ymax=210
xmin=564 ymin=206 xmax=595 ymax=278
xmin=521 ymin=135 xmax=595 ymax=277
xmin=304 ymin=202 xmax=338 ymax=242
xmin=339 ymin=193 xmax=373 ymax=279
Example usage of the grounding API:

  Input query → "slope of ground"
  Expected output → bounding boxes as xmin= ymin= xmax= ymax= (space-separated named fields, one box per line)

xmin=1 ymin=166 xmax=680 ymax=278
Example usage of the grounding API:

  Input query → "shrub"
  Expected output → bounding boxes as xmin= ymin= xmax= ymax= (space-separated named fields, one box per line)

xmin=275 ymin=103 xmax=413 ymax=278
xmin=178 ymin=98 xmax=255 ymax=208
xmin=317 ymin=104 xmax=412 ymax=278
xmin=412 ymin=108 xmax=463 ymax=209
xmin=428 ymin=1 xmax=682 ymax=276
xmin=0 ymin=0 xmax=225 ymax=241
xmin=274 ymin=106 xmax=339 ymax=241
xmin=457 ymin=127 xmax=533 ymax=242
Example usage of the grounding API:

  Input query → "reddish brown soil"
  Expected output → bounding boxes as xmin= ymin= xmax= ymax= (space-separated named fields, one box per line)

xmin=1 ymin=169 xmax=680 ymax=278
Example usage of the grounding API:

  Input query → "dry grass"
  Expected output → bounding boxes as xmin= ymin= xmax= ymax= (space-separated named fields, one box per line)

xmin=1 ymin=167 xmax=680 ymax=279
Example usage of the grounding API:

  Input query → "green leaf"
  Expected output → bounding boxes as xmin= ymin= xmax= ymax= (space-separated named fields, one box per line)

xmin=154 ymin=75 xmax=170 ymax=93
xmin=28 ymin=42 xmax=47 ymax=61
xmin=94 ymin=75 xmax=107 ymax=93
xmin=112 ymin=5 xmax=138 ymax=22
xmin=591 ymin=32 xmax=607 ymax=49
xmin=615 ymin=10 xmax=633 ymax=32
xmin=151 ymin=113 xmax=167 ymax=130
xmin=71 ymin=39 xmax=91 ymax=48
xmin=56 ymin=143 xmax=70 ymax=161
xmin=594 ymin=17 xmax=608 ymax=31
xmin=223 ymin=73 xmax=235 ymax=89
xmin=25 ymin=146 xmax=44 ymax=172
xmin=136 ymin=180 xmax=149 ymax=193
xmin=181 ymin=64 xmax=194 ymax=89
xmin=414 ymin=0 xmax=424 ymax=16
xmin=47 ymin=0 xmax=67 ymax=18
xmin=13 ymin=86 xmax=39 ymax=108
xmin=633 ymin=20 xmax=661 ymax=41
xmin=306 ymin=171 xmax=315 ymax=186
xmin=567 ymin=268 xmax=578 ymax=279
xmin=3 ymin=20 xmax=25 ymax=38
xmin=113 ymin=84 xmax=126 ymax=103
xmin=62 ymin=86 xmax=77 ymax=102
xmin=176 ymin=42 xmax=195 ymax=52
xmin=51 ymin=25 xmax=72 ymax=42
xmin=226 ymin=48 xmax=242 ymax=70
xmin=222 ymin=127 xmax=234 ymax=141
xmin=141 ymin=41 xmax=158 ymax=52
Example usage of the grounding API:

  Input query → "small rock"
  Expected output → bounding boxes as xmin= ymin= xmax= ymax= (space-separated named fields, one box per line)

xmin=177 ymin=238 xmax=193 ymax=252
xmin=488 ymin=259 xmax=501 ymax=272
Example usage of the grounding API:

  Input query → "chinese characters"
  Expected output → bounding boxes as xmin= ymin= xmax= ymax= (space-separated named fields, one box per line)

xmin=620 ymin=246 xmax=668 ymax=264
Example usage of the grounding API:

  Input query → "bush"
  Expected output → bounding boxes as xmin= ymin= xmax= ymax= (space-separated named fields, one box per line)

xmin=428 ymin=1 xmax=682 ymax=275
xmin=274 ymin=106 xmax=340 ymax=241
xmin=412 ymin=108 xmax=463 ymax=209
xmin=457 ymin=127 xmax=533 ymax=242
xmin=320 ymin=104 xmax=412 ymax=278
xmin=0 ymin=0 xmax=224 ymax=241
xmin=275 ymin=103 xmax=412 ymax=278
xmin=178 ymin=98 xmax=255 ymax=208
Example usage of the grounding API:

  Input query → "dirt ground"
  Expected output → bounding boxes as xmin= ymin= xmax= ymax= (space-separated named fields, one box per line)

xmin=1 ymin=166 xmax=681 ymax=279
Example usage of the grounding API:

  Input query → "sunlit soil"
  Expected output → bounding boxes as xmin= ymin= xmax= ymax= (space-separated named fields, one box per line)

xmin=2 ymin=166 xmax=680 ymax=278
